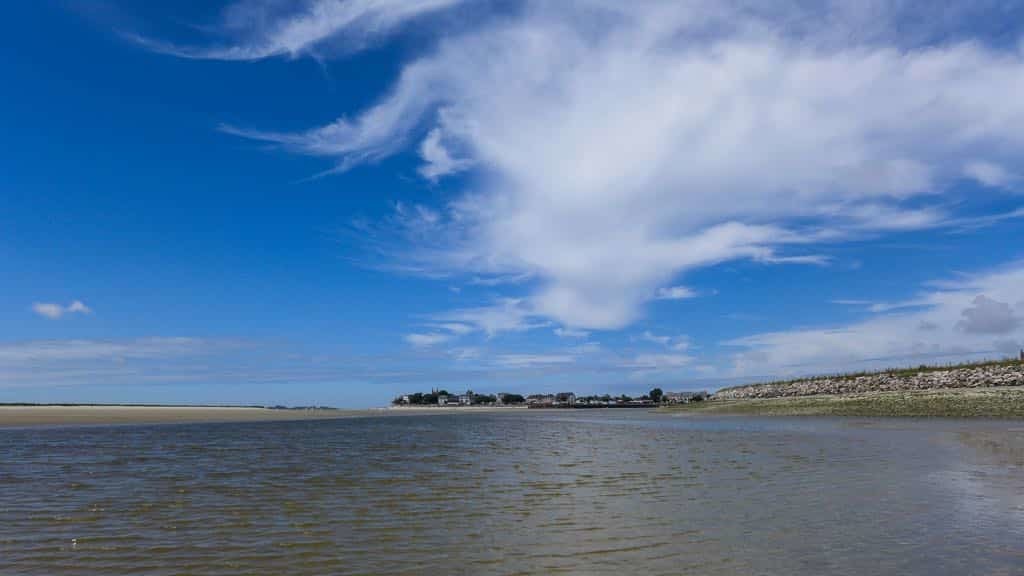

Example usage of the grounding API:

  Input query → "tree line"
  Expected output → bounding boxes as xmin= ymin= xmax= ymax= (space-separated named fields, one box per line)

xmin=392 ymin=391 xmax=526 ymax=405
xmin=393 ymin=388 xmax=707 ymax=406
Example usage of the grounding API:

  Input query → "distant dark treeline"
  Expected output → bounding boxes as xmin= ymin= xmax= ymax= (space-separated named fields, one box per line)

xmin=394 ymin=388 xmax=709 ymax=406
xmin=392 ymin=391 xmax=526 ymax=406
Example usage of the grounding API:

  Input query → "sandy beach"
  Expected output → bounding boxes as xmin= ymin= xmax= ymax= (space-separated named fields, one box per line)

xmin=0 ymin=405 xmax=369 ymax=428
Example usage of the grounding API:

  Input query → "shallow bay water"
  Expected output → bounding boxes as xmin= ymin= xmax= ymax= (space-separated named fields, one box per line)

xmin=2 ymin=411 xmax=1022 ymax=575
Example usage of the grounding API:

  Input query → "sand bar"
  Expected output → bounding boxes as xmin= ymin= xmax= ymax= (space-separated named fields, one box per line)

xmin=0 ymin=405 xmax=371 ymax=428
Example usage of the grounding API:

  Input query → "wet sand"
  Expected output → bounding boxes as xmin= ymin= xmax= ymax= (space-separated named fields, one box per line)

xmin=0 ymin=405 xmax=369 ymax=427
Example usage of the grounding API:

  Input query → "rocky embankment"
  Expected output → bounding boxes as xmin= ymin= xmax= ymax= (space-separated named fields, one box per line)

xmin=715 ymin=362 xmax=1024 ymax=400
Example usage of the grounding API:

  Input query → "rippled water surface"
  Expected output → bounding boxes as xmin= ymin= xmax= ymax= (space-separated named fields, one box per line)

xmin=2 ymin=411 xmax=1023 ymax=575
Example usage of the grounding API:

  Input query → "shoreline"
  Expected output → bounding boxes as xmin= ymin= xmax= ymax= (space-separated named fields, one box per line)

xmin=0 ymin=405 xmax=372 ymax=428
xmin=10 ymin=385 xmax=1024 ymax=426
xmin=384 ymin=405 xmax=528 ymax=412
xmin=662 ymin=387 xmax=1024 ymax=418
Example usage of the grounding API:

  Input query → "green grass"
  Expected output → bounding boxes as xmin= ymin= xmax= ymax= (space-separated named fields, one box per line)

xmin=662 ymin=387 xmax=1024 ymax=418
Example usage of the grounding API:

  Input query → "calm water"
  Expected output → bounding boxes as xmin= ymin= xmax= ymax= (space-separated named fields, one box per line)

xmin=2 ymin=411 xmax=1023 ymax=575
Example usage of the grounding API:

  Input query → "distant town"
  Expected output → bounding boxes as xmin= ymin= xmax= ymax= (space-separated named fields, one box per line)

xmin=392 ymin=388 xmax=709 ymax=408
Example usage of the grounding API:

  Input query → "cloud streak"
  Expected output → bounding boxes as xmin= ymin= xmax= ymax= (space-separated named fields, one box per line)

xmin=656 ymin=286 xmax=698 ymax=300
xmin=404 ymin=332 xmax=451 ymax=347
xmin=134 ymin=0 xmax=465 ymax=61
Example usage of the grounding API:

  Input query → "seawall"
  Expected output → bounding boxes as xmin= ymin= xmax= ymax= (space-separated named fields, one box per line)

xmin=715 ymin=362 xmax=1024 ymax=400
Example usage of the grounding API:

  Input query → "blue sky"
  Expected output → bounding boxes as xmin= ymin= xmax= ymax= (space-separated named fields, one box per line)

xmin=3 ymin=1 xmax=1024 ymax=407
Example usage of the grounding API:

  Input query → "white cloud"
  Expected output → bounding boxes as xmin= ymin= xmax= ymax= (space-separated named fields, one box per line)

xmin=66 ymin=301 xmax=91 ymax=313
xmin=655 ymin=285 xmax=697 ymax=300
xmin=964 ymin=160 xmax=1015 ymax=188
xmin=220 ymin=1 xmax=1024 ymax=330
xmin=831 ymin=298 xmax=933 ymax=313
xmin=640 ymin=331 xmax=691 ymax=351
xmin=32 ymin=300 xmax=92 ymax=320
xmin=640 ymin=331 xmax=671 ymax=347
xmin=622 ymin=353 xmax=693 ymax=370
xmin=0 ymin=336 xmax=671 ymax=399
xmin=431 ymin=299 xmax=548 ymax=337
xmin=755 ymin=254 xmax=832 ymax=266
xmin=404 ymin=332 xmax=451 ymax=347
xmin=571 ymin=341 xmax=602 ymax=354
xmin=956 ymin=295 xmax=1020 ymax=334
xmin=418 ymin=127 xmax=473 ymax=181
xmin=818 ymin=203 xmax=950 ymax=232
xmin=134 ymin=0 xmax=465 ymax=60
xmin=0 ymin=337 xmax=398 ymax=394
xmin=494 ymin=353 xmax=575 ymax=368
xmin=31 ymin=303 xmax=64 ymax=320
xmin=0 ymin=338 xmax=209 ymax=364
xmin=436 ymin=322 xmax=474 ymax=335
xmin=950 ymin=207 xmax=1024 ymax=232
xmin=447 ymin=347 xmax=481 ymax=362
xmin=554 ymin=327 xmax=590 ymax=338
xmin=831 ymin=299 xmax=874 ymax=307
xmin=406 ymin=301 xmax=551 ymax=345
xmin=728 ymin=262 xmax=1024 ymax=378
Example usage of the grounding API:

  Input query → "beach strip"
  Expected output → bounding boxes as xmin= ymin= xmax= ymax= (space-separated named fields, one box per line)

xmin=0 ymin=405 xmax=368 ymax=428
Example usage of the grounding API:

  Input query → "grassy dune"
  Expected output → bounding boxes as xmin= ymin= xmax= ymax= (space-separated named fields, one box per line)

xmin=662 ymin=387 xmax=1024 ymax=418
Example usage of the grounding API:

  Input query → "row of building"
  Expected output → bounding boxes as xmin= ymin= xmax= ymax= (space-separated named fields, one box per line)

xmin=395 ymin=390 xmax=708 ymax=407
xmin=524 ymin=391 xmax=708 ymax=408
xmin=438 ymin=392 xmax=473 ymax=406
xmin=525 ymin=393 xmax=577 ymax=407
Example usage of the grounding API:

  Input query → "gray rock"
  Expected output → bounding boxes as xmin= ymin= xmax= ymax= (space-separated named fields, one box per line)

xmin=715 ymin=363 xmax=1024 ymax=400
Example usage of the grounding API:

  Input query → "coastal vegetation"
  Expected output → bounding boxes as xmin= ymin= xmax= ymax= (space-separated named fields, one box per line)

xmin=716 ymin=357 xmax=1024 ymax=396
xmin=392 ymin=390 xmax=513 ymax=406
xmin=664 ymin=387 xmax=1024 ymax=418
xmin=666 ymin=357 xmax=1024 ymax=418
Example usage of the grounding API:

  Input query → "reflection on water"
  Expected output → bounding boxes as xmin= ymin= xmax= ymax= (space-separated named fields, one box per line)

xmin=1 ymin=411 xmax=1022 ymax=575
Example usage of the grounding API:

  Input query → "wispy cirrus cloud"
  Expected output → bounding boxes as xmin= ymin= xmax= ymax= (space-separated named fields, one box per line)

xmin=403 ymin=299 xmax=549 ymax=346
xmin=729 ymin=262 xmax=1024 ymax=379
xmin=493 ymin=353 xmax=575 ymax=368
xmin=655 ymin=286 xmax=697 ymax=301
xmin=132 ymin=0 xmax=466 ymax=61
xmin=0 ymin=337 xmax=207 ymax=363
xmin=430 ymin=299 xmax=549 ymax=337
xmin=964 ymin=160 xmax=1016 ymax=188
xmin=553 ymin=327 xmax=590 ymax=339
xmin=211 ymin=0 xmax=1024 ymax=332
xmin=830 ymin=298 xmax=933 ymax=314
xmin=0 ymin=336 xmax=563 ymax=395
xmin=639 ymin=331 xmax=690 ymax=352
xmin=0 ymin=338 xmax=236 ymax=389
xmin=404 ymin=332 xmax=451 ymax=348
xmin=418 ymin=127 xmax=473 ymax=181
xmin=622 ymin=353 xmax=693 ymax=371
